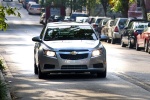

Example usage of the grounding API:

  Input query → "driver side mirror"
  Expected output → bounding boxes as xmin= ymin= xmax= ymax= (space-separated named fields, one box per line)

xmin=124 ymin=26 xmax=128 ymax=29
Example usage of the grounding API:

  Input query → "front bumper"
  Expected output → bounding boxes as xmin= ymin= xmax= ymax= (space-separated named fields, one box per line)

xmin=38 ymin=51 xmax=106 ymax=73
xmin=113 ymin=32 xmax=121 ymax=39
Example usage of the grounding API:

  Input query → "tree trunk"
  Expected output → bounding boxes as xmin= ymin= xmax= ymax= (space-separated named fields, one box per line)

xmin=141 ymin=0 xmax=147 ymax=20
xmin=121 ymin=0 xmax=129 ymax=18
xmin=101 ymin=0 xmax=108 ymax=16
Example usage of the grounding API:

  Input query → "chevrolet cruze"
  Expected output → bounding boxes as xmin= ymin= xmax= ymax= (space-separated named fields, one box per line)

xmin=32 ymin=22 xmax=107 ymax=79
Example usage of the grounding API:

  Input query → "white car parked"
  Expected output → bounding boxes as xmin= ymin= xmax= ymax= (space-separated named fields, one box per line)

xmin=28 ymin=3 xmax=41 ymax=15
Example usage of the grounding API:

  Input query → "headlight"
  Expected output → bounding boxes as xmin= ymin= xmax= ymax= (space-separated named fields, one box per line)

xmin=43 ymin=49 xmax=56 ymax=57
xmin=92 ymin=49 xmax=102 ymax=57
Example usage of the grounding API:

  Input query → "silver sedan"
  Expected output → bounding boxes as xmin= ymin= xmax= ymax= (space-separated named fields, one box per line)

xmin=32 ymin=22 xmax=107 ymax=79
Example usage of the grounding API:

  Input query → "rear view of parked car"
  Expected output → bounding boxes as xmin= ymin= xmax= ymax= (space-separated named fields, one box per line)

xmin=90 ymin=16 xmax=107 ymax=30
xmin=107 ymin=18 xmax=128 ymax=44
xmin=121 ymin=21 xmax=148 ymax=49
xmin=100 ymin=19 xmax=114 ymax=41
xmin=136 ymin=22 xmax=150 ymax=51
xmin=28 ymin=3 xmax=41 ymax=15
xmin=32 ymin=22 xmax=107 ymax=79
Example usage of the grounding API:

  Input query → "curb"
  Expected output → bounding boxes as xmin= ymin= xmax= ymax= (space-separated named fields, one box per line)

xmin=0 ymin=55 xmax=12 ymax=100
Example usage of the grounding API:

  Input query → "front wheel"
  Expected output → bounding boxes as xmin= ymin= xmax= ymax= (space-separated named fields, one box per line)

xmin=97 ymin=70 xmax=106 ymax=78
xmin=34 ymin=63 xmax=38 ymax=74
xmin=38 ymin=65 xmax=46 ymax=79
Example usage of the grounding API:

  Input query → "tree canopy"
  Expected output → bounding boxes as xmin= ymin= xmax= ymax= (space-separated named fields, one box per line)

xmin=0 ymin=4 xmax=21 ymax=31
xmin=109 ymin=0 xmax=135 ymax=17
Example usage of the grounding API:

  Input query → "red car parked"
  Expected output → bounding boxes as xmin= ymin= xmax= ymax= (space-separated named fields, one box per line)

xmin=136 ymin=23 xmax=150 ymax=52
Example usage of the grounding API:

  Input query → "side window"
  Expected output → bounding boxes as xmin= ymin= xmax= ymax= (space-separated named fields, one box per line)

xmin=110 ymin=21 xmax=114 ymax=27
xmin=40 ymin=26 xmax=46 ymax=39
xmin=128 ymin=22 xmax=133 ymax=29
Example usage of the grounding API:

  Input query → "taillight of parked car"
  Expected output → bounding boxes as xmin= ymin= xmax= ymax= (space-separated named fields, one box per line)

xmin=30 ymin=8 xmax=34 ymax=10
xmin=114 ymin=26 xmax=119 ymax=32
xmin=37 ymin=8 xmax=41 ymax=10
xmin=93 ymin=24 xmax=98 ymax=29
xmin=134 ymin=31 xmax=138 ymax=36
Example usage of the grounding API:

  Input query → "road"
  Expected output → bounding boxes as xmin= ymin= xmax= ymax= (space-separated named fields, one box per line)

xmin=0 ymin=1 xmax=150 ymax=100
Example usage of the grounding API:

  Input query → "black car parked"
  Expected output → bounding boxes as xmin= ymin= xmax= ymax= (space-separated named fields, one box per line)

xmin=121 ymin=21 xmax=148 ymax=48
xmin=120 ymin=18 xmax=147 ymax=37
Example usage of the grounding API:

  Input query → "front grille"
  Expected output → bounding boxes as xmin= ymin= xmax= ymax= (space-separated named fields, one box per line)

xmin=61 ymin=65 xmax=87 ymax=69
xmin=60 ymin=54 xmax=88 ymax=60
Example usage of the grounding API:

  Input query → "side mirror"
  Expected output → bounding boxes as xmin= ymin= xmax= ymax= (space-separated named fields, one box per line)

xmin=32 ymin=36 xmax=42 ymax=42
xmin=124 ymin=26 xmax=128 ymax=29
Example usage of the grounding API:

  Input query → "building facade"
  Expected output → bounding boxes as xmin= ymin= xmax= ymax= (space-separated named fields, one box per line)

xmin=128 ymin=0 xmax=150 ymax=19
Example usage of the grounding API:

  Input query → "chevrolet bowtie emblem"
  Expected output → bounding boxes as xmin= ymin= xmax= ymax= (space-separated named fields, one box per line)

xmin=70 ymin=51 xmax=77 ymax=55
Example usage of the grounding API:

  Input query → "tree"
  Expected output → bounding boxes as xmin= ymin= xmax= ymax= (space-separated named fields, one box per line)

xmin=109 ymin=0 xmax=135 ymax=17
xmin=100 ymin=0 xmax=109 ymax=16
xmin=86 ymin=0 xmax=99 ymax=15
xmin=0 ymin=4 xmax=21 ymax=31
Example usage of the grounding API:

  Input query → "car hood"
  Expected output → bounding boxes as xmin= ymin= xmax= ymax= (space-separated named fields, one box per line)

xmin=43 ymin=40 xmax=100 ymax=50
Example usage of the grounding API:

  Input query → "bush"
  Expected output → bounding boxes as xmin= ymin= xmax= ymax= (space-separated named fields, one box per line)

xmin=0 ymin=59 xmax=5 ymax=71
xmin=0 ymin=80 xmax=7 ymax=100
xmin=0 ymin=59 xmax=7 ymax=100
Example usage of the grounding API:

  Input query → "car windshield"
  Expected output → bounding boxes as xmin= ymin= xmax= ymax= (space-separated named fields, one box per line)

xmin=134 ymin=22 xmax=148 ymax=29
xmin=31 ymin=5 xmax=41 ymax=8
xmin=44 ymin=25 xmax=97 ymax=41
xmin=96 ymin=18 xmax=103 ymax=24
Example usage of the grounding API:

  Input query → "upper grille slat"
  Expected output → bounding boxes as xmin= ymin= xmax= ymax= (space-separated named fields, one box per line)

xmin=59 ymin=50 xmax=89 ymax=52
xmin=60 ymin=54 xmax=88 ymax=60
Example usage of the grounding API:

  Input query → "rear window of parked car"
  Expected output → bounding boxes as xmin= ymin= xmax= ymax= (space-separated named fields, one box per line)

xmin=114 ymin=18 xmax=127 ymax=29
xmin=31 ymin=5 xmax=41 ymax=8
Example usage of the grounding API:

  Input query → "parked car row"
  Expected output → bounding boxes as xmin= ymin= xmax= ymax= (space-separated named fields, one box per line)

xmin=20 ymin=0 xmax=41 ymax=15
xmin=82 ymin=16 xmax=150 ymax=54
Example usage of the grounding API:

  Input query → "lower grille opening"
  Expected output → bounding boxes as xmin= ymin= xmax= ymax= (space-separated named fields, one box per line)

xmin=61 ymin=65 xmax=87 ymax=69
xmin=93 ymin=63 xmax=103 ymax=68
xmin=44 ymin=64 xmax=55 ymax=69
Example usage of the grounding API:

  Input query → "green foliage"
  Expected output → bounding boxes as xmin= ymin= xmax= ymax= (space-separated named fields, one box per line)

xmin=0 ymin=80 xmax=7 ymax=100
xmin=0 ymin=59 xmax=5 ymax=71
xmin=0 ymin=4 xmax=21 ymax=31
xmin=109 ymin=0 xmax=135 ymax=17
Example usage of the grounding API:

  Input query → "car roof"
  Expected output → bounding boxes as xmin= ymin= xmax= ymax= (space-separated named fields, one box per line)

xmin=30 ymin=3 xmax=40 ymax=6
xmin=47 ymin=22 xmax=90 ymax=27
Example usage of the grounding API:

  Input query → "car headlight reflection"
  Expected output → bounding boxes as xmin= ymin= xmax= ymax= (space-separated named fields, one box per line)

xmin=92 ymin=49 xmax=102 ymax=57
xmin=43 ymin=50 xmax=56 ymax=57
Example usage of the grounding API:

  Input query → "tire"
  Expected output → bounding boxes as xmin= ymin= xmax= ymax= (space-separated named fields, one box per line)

xmin=34 ymin=63 xmax=38 ymax=74
xmin=136 ymin=41 xmax=140 ymax=51
xmin=97 ymin=69 xmax=106 ymax=78
xmin=144 ymin=40 xmax=148 ymax=52
xmin=128 ymin=40 xmax=133 ymax=48
xmin=111 ymin=38 xmax=115 ymax=44
xmin=121 ymin=40 xmax=126 ymax=47
xmin=38 ymin=65 xmax=46 ymax=79
xmin=107 ymin=38 xmax=110 ymax=43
